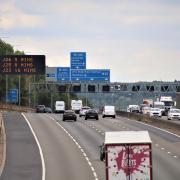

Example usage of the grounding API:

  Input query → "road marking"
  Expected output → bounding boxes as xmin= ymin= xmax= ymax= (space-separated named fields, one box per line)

xmin=167 ymin=152 xmax=171 ymax=154
xmin=173 ymin=156 xmax=178 ymax=158
xmin=46 ymin=115 xmax=99 ymax=180
xmin=22 ymin=113 xmax=46 ymax=180
xmin=119 ymin=116 xmax=180 ymax=138
xmin=161 ymin=147 xmax=165 ymax=150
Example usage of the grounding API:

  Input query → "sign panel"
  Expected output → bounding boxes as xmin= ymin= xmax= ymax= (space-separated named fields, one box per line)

xmin=71 ymin=69 xmax=110 ymax=82
xmin=70 ymin=52 xmax=86 ymax=69
xmin=107 ymin=144 xmax=152 ymax=180
xmin=86 ymin=69 xmax=110 ymax=82
xmin=0 ymin=55 xmax=45 ymax=74
xmin=8 ymin=89 xmax=18 ymax=103
xmin=57 ymin=67 xmax=70 ymax=81
xmin=46 ymin=67 xmax=57 ymax=82
xmin=71 ymin=69 xmax=87 ymax=81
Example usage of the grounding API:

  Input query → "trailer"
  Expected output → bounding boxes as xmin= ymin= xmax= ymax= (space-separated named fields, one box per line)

xmin=105 ymin=131 xmax=152 ymax=180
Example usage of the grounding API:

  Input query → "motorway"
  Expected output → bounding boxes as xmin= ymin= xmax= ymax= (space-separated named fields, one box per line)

xmin=1 ymin=112 xmax=180 ymax=180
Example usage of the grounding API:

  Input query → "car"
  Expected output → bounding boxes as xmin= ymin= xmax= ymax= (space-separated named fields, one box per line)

xmin=63 ymin=110 xmax=77 ymax=121
xmin=102 ymin=105 xmax=116 ymax=118
xmin=45 ymin=107 xmax=52 ymax=113
xmin=79 ymin=106 xmax=91 ymax=117
xmin=85 ymin=109 xmax=99 ymax=120
xmin=36 ymin=105 xmax=46 ymax=113
xmin=149 ymin=108 xmax=162 ymax=117
xmin=167 ymin=109 xmax=180 ymax=120
xmin=127 ymin=105 xmax=140 ymax=113
xmin=142 ymin=106 xmax=151 ymax=115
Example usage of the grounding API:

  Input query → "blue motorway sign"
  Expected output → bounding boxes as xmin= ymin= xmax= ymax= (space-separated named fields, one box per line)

xmin=86 ymin=69 xmax=110 ymax=82
xmin=71 ymin=69 xmax=87 ymax=81
xmin=70 ymin=52 xmax=86 ymax=69
xmin=46 ymin=73 xmax=55 ymax=78
xmin=8 ymin=89 xmax=18 ymax=103
xmin=57 ymin=67 xmax=70 ymax=81
xmin=71 ymin=69 xmax=110 ymax=82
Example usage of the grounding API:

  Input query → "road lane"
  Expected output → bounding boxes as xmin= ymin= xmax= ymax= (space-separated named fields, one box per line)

xmin=5 ymin=112 xmax=179 ymax=180
xmin=76 ymin=115 xmax=180 ymax=180
xmin=24 ymin=113 xmax=96 ymax=180
xmin=49 ymin=113 xmax=105 ymax=180
xmin=1 ymin=112 xmax=42 ymax=180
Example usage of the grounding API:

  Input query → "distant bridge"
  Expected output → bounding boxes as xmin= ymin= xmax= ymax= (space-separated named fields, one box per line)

xmin=31 ymin=81 xmax=180 ymax=93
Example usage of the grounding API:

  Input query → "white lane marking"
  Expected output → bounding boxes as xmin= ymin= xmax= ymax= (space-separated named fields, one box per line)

xmin=22 ymin=113 xmax=46 ymax=180
xmin=173 ymin=156 xmax=178 ymax=158
xmin=167 ymin=152 xmax=171 ymax=154
xmin=46 ymin=115 xmax=99 ymax=180
xmin=119 ymin=116 xmax=180 ymax=138
xmin=161 ymin=148 xmax=165 ymax=150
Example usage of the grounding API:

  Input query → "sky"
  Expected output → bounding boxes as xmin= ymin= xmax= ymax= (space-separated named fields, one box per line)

xmin=0 ymin=0 xmax=180 ymax=82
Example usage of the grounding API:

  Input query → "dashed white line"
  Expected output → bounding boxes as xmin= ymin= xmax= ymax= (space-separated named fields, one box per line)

xmin=46 ymin=115 xmax=99 ymax=180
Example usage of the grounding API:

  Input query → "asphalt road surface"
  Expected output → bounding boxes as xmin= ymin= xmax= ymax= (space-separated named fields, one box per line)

xmin=1 ymin=112 xmax=42 ymax=180
xmin=2 ymin=112 xmax=180 ymax=180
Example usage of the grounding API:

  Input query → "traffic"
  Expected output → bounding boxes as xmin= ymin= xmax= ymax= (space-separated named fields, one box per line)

xmin=127 ymin=96 xmax=180 ymax=121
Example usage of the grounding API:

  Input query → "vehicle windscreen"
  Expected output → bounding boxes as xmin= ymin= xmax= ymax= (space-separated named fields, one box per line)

xmin=65 ymin=110 xmax=74 ymax=114
xmin=170 ymin=109 xmax=180 ymax=113
xmin=164 ymin=101 xmax=174 ymax=106
xmin=154 ymin=105 xmax=165 ymax=109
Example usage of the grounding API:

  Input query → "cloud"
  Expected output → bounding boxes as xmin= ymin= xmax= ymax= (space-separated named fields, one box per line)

xmin=0 ymin=1 xmax=45 ymax=29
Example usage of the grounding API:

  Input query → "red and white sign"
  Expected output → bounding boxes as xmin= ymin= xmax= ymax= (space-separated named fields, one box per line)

xmin=106 ymin=144 xmax=152 ymax=180
xmin=105 ymin=131 xmax=152 ymax=180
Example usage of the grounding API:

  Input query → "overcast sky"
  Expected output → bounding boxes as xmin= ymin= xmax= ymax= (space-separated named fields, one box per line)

xmin=0 ymin=0 xmax=180 ymax=82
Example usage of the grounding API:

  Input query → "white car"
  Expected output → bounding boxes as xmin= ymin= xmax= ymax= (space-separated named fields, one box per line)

xmin=167 ymin=109 xmax=180 ymax=120
xmin=79 ymin=106 xmax=91 ymax=117
xmin=149 ymin=108 xmax=162 ymax=117
xmin=142 ymin=106 xmax=151 ymax=115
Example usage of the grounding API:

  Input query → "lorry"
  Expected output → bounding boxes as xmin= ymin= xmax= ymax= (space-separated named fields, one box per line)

xmin=158 ymin=96 xmax=175 ymax=115
xmin=104 ymin=131 xmax=152 ymax=180
xmin=55 ymin=101 xmax=65 ymax=113
xmin=153 ymin=101 xmax=165 ymax=115
xmin=71 ymin=100 xmax=83 ymax=114
xmin=142 ymin=99 xmax=153 ymax=107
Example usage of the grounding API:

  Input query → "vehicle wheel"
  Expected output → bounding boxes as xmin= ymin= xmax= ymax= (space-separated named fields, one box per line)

xmin=100 ymin=152 xmax=105 ymax=161
xmin=79 ymin=115 xmax=81 ymax=117
xmin=96 ymin=117 xmax=99 ymax=120
xmin=102 ymin=115 xmax=105 ymax=118
xmin=85 ymin=117 xmax=87 ymax=120
xmin=63 ymin=118 xmax=65 ymax=121
xmin=74 ymin=118 xmax=77 ymax=121
xmin=113 ymin=115 xmax=116 ymax=119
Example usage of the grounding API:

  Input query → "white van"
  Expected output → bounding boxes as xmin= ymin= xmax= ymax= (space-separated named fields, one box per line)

xmin=71 ymin=100 xmax=83 ymax=114
xmin=55 ymin=101 xmax=65 ymax=113
xmin=102 ymin=105 xmax=116 ymax=118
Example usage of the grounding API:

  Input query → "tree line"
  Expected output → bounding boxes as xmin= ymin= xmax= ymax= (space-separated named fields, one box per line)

xmin=0 ymin=39 xmax=91 ymax=109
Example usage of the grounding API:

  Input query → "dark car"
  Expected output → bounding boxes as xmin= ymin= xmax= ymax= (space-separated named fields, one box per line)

xmin=45 ymin=107 xmax=52 ymax=113
xmin=63 ymin=110 xmax=77 ymax=121
xmin=85 ymin=109 xmax=99 ymax=120
xmin=36 ymin=105 xmax=46 ymax=113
